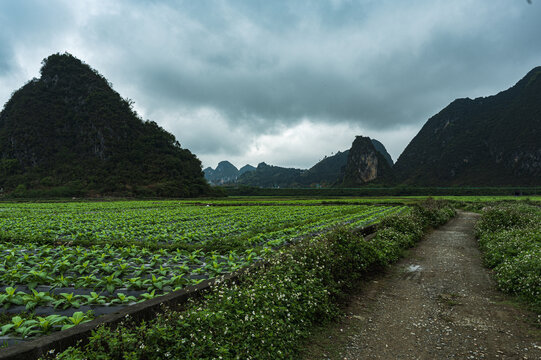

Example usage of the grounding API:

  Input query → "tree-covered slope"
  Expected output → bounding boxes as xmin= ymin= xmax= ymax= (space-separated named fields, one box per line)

xmin=236 ymin=150 xmax=350 ymax=188
xmin=298 ymin=150 xmax=349 ymax=186
xmin=237 ymin=162 xmax=305 ymax=188
xmin=371 ymin=139 xmax=393 ymax=166
xmin=0 ymin=53 xmax=211 ymax=197
xmin=394 ymin=67 xmax=541 ymax=186
xmin=238 ymin=164 xmax=256 ymax=176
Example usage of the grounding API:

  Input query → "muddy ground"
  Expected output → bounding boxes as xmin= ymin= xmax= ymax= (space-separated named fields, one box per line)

xmin=301 ymin=212 xmax=541 ymax=359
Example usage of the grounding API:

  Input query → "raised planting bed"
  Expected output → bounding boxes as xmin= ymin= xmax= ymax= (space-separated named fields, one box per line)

xmin=0 ymin=201 xmax=406 ymax=347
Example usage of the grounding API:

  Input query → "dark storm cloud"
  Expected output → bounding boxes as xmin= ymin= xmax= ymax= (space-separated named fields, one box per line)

xmin=85 ymin=0 xmax=541 ymax=130
xmin=0 ymin=0 xmax=540 ymax=167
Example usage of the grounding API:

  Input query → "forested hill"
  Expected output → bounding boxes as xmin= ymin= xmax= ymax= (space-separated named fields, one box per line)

xmin=394 ymin=66 xmax=541 ymax=186
xmin=0 ymin=53 xmax=211 ymax=197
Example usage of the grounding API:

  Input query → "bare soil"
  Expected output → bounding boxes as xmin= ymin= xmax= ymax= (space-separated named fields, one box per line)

xmin=301 ymin=212 xmax=541 ymax=359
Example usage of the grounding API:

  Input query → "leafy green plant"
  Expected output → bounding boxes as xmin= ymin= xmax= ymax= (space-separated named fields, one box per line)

xmin=0 ymin=316 xmax=39 ymax=338
xmin=22 ymin=289 xmax=55 ymax=311
xmin=138 ymin=290 xmax=157 ymax=302
xmin=20 ymin=270 xmax=54 ymax=289
xmin=52 ymin=274 xmax=73 ymax=288
xmin=61 ymin=311 xmax=93 ymax=331
xmin=75 ymin=274 xmax=98 ymax=288
xmin=114 ymin=263 xmax=131 ymax=277
xmin=0 ymin=316 xmax=25 ymax=336
xmin=126 ymin=276 xmax=145 ymax=290
xmin=74 ymin=260 xmax=91 ymax=275
xmin=170 ymin=274 xmax=188 ymax=288
xmin=53 ymin=293 xmax=82 ymax=310
xmin=35 ymin=314 xmax=68 ymax=334
xmin=110 ymin=293 xmax=137 ymax=305
xmin=96 ymin=274 xmax=123 ymax=294
xmin=80 ymin=292 xmax=107 ymax=306
xmin=0 ymin=287 xmax=25 ymax=309
xmin=143 ymin=274 xmax=168 ymax=291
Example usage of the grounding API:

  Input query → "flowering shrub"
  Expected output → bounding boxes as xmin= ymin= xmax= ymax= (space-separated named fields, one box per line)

xmin=476 ymin=204 xmax=541 ymax=312
xmin=46 ymin=202 xmax=455 ymax=360
xmin=475 ymin=204 xmax=538 ymax=234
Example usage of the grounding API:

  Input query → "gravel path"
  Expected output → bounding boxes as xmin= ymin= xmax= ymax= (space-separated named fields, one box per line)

xmin=301 ymin=212 xmax=541 ymax=359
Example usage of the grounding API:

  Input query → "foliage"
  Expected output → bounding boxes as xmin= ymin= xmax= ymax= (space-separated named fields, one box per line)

xmin=0 ymin=312 xmax=93 ymax=338
xmin=223 ymin=186 xmax=541 ymax=197
xmin=45 ymin=201 xmax=455 ymax=359
xmin=0 ymin=201 xmax=400 ymax=251
xmin=394 ymin=66 xmax=541 ymax=186
xmin=0 ymin=53 xmax=211 ymax=198
xmin=475 ymin=204 xmax=538 ymax=233
xmin=0 ymin=200 xmax=403 ymax=342
xmin=237 ymin=162 xmax=306 ymax=188
xmin=476 ymin=204 xmax=541 ymax=312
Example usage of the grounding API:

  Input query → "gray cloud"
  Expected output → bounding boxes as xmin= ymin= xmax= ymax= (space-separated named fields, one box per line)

xmin=1 ymin=0 xmax=540 ymax=168
xmin=0 ymin=43 xmax=14 ymax=76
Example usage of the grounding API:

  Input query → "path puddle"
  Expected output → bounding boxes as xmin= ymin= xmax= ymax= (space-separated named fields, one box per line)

xmin=406 ymin=264 xmax=422 ymax=272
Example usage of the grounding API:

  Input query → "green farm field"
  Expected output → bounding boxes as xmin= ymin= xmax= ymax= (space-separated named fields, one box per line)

xmin=184 ymin=195 xmax=541 ymax=206
xmin=0 ymin=199 xmax=404 ymax=342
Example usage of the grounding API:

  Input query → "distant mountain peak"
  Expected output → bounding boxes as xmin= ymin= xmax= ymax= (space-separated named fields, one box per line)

xmin=203 ymin=161 xmax=257 ymax=185
xmin=239 ymin=164 xmax=256 ymax=175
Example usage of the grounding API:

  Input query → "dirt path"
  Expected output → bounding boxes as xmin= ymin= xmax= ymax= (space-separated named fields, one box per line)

xmin=302 ymin=212 xmax=541 ymax=359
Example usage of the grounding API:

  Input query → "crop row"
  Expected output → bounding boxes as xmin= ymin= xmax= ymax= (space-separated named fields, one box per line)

xmin=43 ymin=201 xmax=457 ymax=359
xmin=0 ymin=202 xmax=404 ymax=343
xmin=0 ymin=202 xmax=400 ymax=249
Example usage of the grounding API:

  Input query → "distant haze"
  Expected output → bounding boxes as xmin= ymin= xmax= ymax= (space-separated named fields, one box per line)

xmin=1 ymin=0 xmax=540 ymax=169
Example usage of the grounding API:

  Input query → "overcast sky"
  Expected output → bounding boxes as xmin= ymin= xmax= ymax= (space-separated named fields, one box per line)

xmin=1 ymin=0 xmax=540 ymax=169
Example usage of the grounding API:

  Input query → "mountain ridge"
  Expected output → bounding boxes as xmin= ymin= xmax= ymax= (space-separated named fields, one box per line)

xmin=204 ymin=161 xmax=256 ymax=185
xmin=219 ymin=137 xmax=392 ymax=187
xmin=394 ymin=66 xmax=541 ymax=186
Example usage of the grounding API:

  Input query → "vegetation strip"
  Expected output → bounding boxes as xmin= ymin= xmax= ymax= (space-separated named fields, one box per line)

xmin=475 ymin=203 xmax=541 ymax=314
xmin=34 ymin=200 xmax=455 ymax=360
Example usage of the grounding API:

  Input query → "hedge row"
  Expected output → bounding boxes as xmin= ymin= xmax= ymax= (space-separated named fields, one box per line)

xmin=47 ymin=201 xmax=455 ymax=360
xmin=476 ymin=204 xmax=541 ymax=313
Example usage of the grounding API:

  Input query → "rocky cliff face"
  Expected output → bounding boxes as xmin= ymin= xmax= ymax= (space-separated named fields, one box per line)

xmin=371 ymin=139 xmax=394 ymax=166
xmin=343 ymin=136 xmax=394 ymax=185
xmin=394 ymin=66 xmax=541 ymax=186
